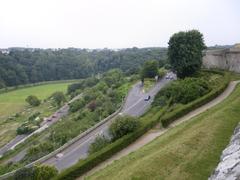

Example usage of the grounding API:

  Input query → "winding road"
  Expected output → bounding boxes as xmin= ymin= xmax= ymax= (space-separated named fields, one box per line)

xmin=0 ymin=75 xmax=173 ymax=180
xmin=42 ymin=77 xmax=172 ymax=171
xmin=79 ymin=80 xmax=240 ymax=179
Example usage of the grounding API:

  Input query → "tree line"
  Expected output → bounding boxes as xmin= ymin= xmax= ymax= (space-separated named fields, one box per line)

xmin=0 ymin=47 xmax=167 ymax=88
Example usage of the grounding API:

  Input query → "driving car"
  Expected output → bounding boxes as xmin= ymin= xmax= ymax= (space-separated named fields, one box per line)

xmin=144 ymin=95 xmax=151 ymax=101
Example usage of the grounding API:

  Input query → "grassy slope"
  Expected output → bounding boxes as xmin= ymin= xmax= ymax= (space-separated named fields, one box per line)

xmin=0 ymin=82 xmax=73 ymax=120
xmin=87 ymin=84 xmax=240 ymax=180
xmin=0 ymin=81 xmax=74 ymax=147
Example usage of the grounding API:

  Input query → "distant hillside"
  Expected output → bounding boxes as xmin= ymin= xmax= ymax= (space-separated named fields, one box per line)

xmin=0 ymin=47 xmax=167 ymax=88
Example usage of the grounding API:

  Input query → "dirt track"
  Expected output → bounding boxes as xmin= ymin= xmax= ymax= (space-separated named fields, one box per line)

xmin=79 ymin=80 xmax=240 ymax=179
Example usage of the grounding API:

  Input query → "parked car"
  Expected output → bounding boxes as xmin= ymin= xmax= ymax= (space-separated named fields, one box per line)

xmin=52 ymin=115 xmax=57 ymax=118
xmin=47 ymin=118 xmax=52 ymax=122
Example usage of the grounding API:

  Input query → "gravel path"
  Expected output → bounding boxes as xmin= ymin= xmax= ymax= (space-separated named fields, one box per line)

xmin=79 ymin=80 xmax=240 ymax=179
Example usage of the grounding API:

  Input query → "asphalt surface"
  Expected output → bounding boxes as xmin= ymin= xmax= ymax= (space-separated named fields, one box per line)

xmin=0 ymin=94 xmax=81 ymax=160
xmin=42 ymin=77 xmax=172 ymax=171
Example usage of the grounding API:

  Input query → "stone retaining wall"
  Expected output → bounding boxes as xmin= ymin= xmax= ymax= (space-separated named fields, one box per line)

xmin=203 ymin=48 xmax=240 ymax=73
xmin=209 ymin=123 xmax=240 ymax=180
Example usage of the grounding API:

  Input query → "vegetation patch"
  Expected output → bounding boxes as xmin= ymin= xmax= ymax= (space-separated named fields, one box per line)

xmin=0 ymin=81 xmax=72 ymax=148
xmin=0 ymin=69 xmax=134 ymax=176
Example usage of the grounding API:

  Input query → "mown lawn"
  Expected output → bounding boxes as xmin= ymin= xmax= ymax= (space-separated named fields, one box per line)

xmin=0 ymin=82 xmax=73 ymax=120
xmin=0 ymin=81 xmax=74 ymax=147
xmin=87 ymin=84 xmax=240 ymax=180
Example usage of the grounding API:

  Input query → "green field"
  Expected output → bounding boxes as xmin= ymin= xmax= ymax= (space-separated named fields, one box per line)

xmin=87 ymin=84 xmax=240 ymax=180
xmin=0 ymin=81 xmax=74 ymax=147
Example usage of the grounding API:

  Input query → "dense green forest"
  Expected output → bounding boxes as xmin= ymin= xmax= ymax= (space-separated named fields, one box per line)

xmin=0 ymin=47 xmax=167 ymax=88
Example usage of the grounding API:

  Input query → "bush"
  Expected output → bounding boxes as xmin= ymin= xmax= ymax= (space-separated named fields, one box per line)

xmin=154 ymin=77 xmax=210 ymax=106
xmin=69 ymin=99 xmax=86 ymax=113
xmin=88 ymin=135 xmax=110 ymax=155
xmin=24 ymin=142 xmax=54 ymax=162
xmin=16 ymin=125 xmax=37 ymax=135
xmin=12 ymin=165 xmax=58 ymax=180
xmin=34 ymin=165 xmax=58 ymax=180
xmin=51 ymin=91 xmax=66 ymax=107
xmin=13 ymin=167 xmax=35 ymax=180
xmin=25 ymin=95 xmax=41 ymax=106
xmin=161 ymin=71 xmax=230 ymax=127
xmin=109 ymin=116 xmax=140 ymax=141
xmin=67 ymin=82 xmax=83 ymax=95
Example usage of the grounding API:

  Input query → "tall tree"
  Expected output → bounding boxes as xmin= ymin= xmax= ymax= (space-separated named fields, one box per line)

xmin=141 ymin=60 xmax=159 ymax=79
xmin=168 ymin=30 xmax=206 ymax=78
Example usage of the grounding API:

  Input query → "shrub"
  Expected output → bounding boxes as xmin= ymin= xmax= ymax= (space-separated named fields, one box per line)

xmin=13 ymin=167 xmax=35 ymax=180
xmin=153 ymin=77 xmax=210 ymax=106
xmin=87 ymin=100 xmax=97 ymax=111
xmin=33 ymin=165 xmax=58 ymax=180
xmin=24 ymin=142 xmax=54 ymax=162
xmin=88 ymin=135 xmax=110 ymax=155
xmin=25 ymin=95 xmax=41 ymax=106
xmin=161 ymin=71 xmax=230 ymax=127
xmin=109 ymin=116 xmax=140 ymax=140
xmin=12 ymin=165 xmax=58 ymax=180
xmin=69 ymin=99 xmax=86 ymax=113
xmin=16 ymin=125 xmax=36 ymax=135
xmin=67 ymin=82 xmax=83 ymax=94
xmin=51 ymin=91 xmax=66 ymax=107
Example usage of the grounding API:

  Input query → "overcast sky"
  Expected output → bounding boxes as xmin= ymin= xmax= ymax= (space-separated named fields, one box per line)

xmin=0 ymin=0 xmax=239 ymax=49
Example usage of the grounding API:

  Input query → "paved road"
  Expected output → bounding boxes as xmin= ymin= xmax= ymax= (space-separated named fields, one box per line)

xmin=79 ymin=80 xmax=240 ymax=179
xmin=0 ymin=94 xmax=81 ymax=159
xmin=42 ymin=77 xmax=172 ymax=171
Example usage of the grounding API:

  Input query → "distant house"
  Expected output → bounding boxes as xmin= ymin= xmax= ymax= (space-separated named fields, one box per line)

xmin=0 ymin=49 xmax=10 ymax=55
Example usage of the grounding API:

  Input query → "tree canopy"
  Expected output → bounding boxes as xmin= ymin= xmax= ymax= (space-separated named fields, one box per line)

xmin=0 ymin=47 xmax=167 ymax=88
xmin=141 ymin=60 xmax=159 ymax=80
xmin=25 ymin=95 xmax=41 ymax=106
xmin=109 ymin=116 xmax=140 ymax=140
xmin=168 ymin=30 xmax=206 ymax=78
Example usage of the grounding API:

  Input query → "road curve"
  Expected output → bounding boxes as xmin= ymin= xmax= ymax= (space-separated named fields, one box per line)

xmin=42 ymin=77 xmax=172 ymax=171
xmin=79 ymin=80 xmax=240 ymax=179
xmin=0 ymin=94 xmax=82 ymax=160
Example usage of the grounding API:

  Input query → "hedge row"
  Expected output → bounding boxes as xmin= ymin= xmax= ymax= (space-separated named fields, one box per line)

xmin=54 ymin=70 xmax=230 ymax=180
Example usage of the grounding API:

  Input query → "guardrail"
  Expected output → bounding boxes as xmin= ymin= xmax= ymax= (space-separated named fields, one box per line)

xmin=0 ymin=83 xmax=132 ymax=180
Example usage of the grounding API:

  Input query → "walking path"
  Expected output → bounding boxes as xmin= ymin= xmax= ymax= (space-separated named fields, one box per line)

xmin=79 ymin=80 xmax=240 ymax=179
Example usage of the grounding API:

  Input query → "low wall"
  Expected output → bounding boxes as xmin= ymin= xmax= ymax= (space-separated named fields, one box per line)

xmin=202 ymin=48 xmax=240 ymax=73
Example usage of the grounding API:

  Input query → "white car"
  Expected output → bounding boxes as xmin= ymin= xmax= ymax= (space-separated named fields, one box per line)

xmin=56 ymin=153 xmax=64 ymax=159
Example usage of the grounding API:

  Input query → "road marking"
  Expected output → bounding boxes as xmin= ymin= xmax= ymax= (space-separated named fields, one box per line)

xmin=50 ymin=129 xmax=106 ymax=163
xmin=123 ymin=97 xmax=146 ymax=114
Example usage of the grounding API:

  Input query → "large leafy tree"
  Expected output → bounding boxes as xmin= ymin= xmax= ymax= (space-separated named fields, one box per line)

xmin=141 ymin=60 xmax=159 ymax=80
xmin=168 ymin=30 xmax=206 ymax=78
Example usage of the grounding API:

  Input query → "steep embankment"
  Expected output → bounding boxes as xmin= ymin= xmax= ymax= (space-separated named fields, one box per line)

xmin=86 ymin=82 xmax=240 ymax=180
